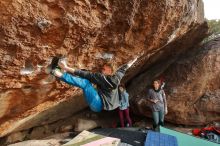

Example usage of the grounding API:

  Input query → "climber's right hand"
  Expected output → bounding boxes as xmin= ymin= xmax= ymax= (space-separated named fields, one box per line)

xmin=153 ymin=99 xmax=159 ymax=104
xmin=127 ymin=56 xmax=138 ymax=67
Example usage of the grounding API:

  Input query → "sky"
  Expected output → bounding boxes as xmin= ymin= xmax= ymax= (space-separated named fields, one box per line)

xmin=203 ymin=0 xmax=220 ymax=20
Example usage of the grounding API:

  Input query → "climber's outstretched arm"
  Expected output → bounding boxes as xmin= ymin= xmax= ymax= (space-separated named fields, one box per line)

xmin=114 ymin=56 xmax=138 ymax=81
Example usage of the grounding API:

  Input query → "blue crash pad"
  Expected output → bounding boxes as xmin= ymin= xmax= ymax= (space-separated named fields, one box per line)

xmin=145 ymin=130 xmax=178 ymax=146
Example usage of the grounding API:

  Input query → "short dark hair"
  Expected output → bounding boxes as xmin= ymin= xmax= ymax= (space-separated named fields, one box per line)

xmin=153 ymin=79 xmax=161 ymax=84
xmin=119 ymin=84 xmax=125 ymax=88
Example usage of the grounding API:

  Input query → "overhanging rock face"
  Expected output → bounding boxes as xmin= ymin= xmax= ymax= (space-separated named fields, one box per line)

xmin=164 ymin=37 xmax=220 ymax=125
xmin=129 ymin=37 xmax=220 ymax=125
xmin=0 ymin=0 xmax=207 ymax=137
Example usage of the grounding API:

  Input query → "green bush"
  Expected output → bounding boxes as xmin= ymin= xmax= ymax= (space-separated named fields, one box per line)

xmin=208 ymin=19 xmax=220 ymax=36
xmin=203 ymin=19 xmax=220 ymax=43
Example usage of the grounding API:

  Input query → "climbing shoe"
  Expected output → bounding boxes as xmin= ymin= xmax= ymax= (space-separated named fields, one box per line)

xmin=45 ymin=56 xmax=61 ymax=75
xmin=51 ymin=56 xmax=60 ymax=70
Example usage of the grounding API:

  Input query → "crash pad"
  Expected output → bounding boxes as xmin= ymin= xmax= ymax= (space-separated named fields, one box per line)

xmin=160 ymin=126 xmax=219 ymax=146
xmin=91 ymin=128 xmax=146 ymax=146
xmin=62 ymin=130 xmax=120 ymax=146
xmin=145 ymin=130 xmax=178 ymax=146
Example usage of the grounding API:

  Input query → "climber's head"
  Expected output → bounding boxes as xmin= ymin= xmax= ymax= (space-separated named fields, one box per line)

xmin=119 ymin=84 xmax=125 ymax=91
xmin=153 ymin=79 xmax=161 ymax=90
xmin=101 ymin=63 xmax=114 ymax=75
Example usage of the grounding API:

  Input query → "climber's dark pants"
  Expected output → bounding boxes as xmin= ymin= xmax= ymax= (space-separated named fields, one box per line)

xmin=60 ymin=72 xmax=103 ymax=112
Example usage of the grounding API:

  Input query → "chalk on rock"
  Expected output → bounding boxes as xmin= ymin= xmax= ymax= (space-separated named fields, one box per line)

xmin=37 ymin=18 xmax=52 ymax=33
xmin=20 ymin=68 xmax=34 ymax=75
xmin=95 ymin=52 xmax=114 ymax=60
xmin=20 ymin=61 xmax=34 ymax=75
xmin=66 ymin=13 xmax=77 ymax=23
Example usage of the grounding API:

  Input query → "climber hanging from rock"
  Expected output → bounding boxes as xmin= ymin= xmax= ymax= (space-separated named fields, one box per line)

xmin=47 ymin=55 xmax=138 ymax=112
